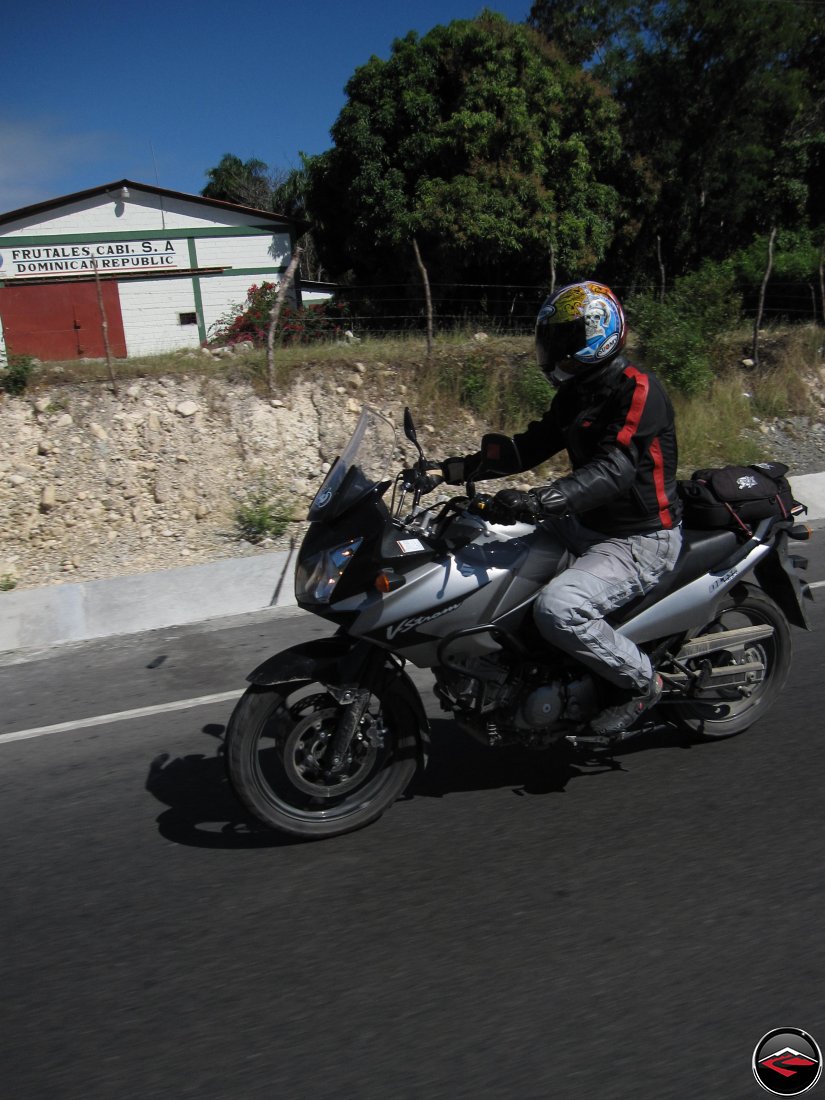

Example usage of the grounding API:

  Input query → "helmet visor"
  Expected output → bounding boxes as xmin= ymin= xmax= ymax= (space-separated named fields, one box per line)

xmin=536 ymin=316 xmax=587 ymax=374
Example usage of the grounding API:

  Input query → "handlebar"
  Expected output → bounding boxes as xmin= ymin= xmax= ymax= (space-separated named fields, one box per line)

xmin=397 ymin=465 xmax=541 ymax=537
xmin=399 ymin=467 xmax=443 ymax=495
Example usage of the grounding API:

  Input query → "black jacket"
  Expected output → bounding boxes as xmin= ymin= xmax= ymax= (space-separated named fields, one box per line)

xmin=479 ymin=357 xmax=682 ymax=535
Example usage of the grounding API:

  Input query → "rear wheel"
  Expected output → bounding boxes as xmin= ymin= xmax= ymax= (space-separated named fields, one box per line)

xmin=225 ymin=676 xmax=421 ymax=839
xmin=669 ymin=587 xmax=792 ymax=739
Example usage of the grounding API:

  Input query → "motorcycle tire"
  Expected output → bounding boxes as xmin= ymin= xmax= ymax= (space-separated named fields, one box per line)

xmin=225 ymin=675 xmax=420 ymax=839
xmin=669 ymin=585 xmax=792 ymax=740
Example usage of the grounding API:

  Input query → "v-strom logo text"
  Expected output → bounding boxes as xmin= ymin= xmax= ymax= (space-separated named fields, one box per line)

xmin=386 ymin=601 xmax=461 ymax=640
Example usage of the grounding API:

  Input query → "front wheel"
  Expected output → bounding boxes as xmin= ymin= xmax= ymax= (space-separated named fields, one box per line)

xmin=225 ymin=674 xmax=422 ymax=839
xmin=668 ymin=586 xmax=792 ymax=740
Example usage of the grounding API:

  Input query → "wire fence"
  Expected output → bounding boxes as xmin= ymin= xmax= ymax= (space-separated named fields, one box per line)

xmin=331 ymin=284 xmax=547 ymax=335
xmin=329 ymin=280 xmax=825 ymax=337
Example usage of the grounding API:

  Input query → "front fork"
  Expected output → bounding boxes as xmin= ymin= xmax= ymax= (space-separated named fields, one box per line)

xmin=324 ymin=686 xmax=371 ymax=774
xmin=322 ymin=639 xmax=390 ymax=775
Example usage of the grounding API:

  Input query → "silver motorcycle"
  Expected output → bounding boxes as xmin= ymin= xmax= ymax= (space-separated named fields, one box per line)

xmin=225 ymin=405 xmax=813 ymax=839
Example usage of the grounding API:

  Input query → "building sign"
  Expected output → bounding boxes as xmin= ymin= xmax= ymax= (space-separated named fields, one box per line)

xmin=0 ymin=239 xmax=188 ymax=278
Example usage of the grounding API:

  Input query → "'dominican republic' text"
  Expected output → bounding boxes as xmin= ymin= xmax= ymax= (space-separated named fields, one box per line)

xmin=3 ymin=240 xmax=181 ymax=276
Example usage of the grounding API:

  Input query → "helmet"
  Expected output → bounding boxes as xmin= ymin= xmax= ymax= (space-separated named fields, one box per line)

xmin=535 ymin=281 xmax=626 ymax=383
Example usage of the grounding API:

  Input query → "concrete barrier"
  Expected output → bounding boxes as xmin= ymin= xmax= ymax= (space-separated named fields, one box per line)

xmin=789 ymin=472 xmax=825 ymax=529
xmin=0 ymin=546 xmax=296 ymax=654
xmin=1 ymin=472 xmax=822 ymax=656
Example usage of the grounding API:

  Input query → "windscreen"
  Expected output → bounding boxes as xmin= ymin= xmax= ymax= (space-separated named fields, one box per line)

xmin=307 ymin=405 xmax=398 ymax=521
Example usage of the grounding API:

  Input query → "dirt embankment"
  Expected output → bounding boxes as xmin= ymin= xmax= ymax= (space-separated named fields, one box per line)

xmin=0 ymin=363 xmax=500 ymax=590
xmin=2 ymin=342 xmax=823 ymax=592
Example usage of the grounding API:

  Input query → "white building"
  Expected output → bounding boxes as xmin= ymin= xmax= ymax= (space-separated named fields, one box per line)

xmin=0 ymin=179 xmax=314 ymax=361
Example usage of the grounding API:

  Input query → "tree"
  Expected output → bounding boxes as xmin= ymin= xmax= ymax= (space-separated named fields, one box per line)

xmin=528 ymin=0 xmax=650 ymax=74
xmin=202 ymin=154 xmax=275 ymax=209
xmin=272 ymin=160 xmax=327 ymax=282
xmin=530 ymin=0 xmax=825 ymax=287
xmin=303 ymin=12 xmax=622 ymax=303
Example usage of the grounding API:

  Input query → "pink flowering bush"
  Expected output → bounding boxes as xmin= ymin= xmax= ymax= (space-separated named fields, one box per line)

xmin=211 ymin=282 xmax=350 ymax=347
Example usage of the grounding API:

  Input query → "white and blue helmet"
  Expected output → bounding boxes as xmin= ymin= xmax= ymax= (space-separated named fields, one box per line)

xmin=535 ymin=281 xmax=626 ymax=382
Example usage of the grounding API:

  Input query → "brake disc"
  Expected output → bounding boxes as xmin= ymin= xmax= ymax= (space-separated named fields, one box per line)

xmin=282 ymin=703 xmax=379 ymax=799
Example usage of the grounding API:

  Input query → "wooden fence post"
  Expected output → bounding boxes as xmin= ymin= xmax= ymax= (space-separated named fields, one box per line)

xmin=266 ymin=249 xmax=302 ymax=398
xmin=412 ymin=238 xmax=433 ymax=359
xmin=92 ymin=258 xmax=117 ymax=395
xmin=752 ymin=226 xmax=776 ymax=368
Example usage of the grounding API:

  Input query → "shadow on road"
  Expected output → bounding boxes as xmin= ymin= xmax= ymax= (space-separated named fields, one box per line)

xmin=144 ymin=716 xmax=696 ymax=849
xmin=407 ymin=718 xmax=613 ymax=799
xmin=145 ymin=724 xmax=302 ymax=849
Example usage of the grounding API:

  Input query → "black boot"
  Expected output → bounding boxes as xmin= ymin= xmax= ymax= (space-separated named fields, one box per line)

xmin=589 ymin=674 xmax=663 ymax=737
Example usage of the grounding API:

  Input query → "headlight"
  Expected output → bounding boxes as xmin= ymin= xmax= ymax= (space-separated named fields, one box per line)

xmin=295 ymin=538 xmax=363 ymax=604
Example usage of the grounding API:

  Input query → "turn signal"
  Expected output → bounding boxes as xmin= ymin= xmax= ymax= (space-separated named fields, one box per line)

xmin=375 ymin=571 xmax=405 ymax=593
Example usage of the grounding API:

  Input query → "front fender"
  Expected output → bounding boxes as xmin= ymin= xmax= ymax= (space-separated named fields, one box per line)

xmin=247 ymin=634 xmax=356 ymax=686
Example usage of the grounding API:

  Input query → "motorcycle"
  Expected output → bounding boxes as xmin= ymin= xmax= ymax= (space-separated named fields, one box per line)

xmin=225 ymin=405 xmax=813 ymax=839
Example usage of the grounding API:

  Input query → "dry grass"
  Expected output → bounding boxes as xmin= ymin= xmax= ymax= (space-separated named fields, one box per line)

xmin=711 ymin=323 xmax=820 ymax=419
xmin=673 ymin=377 xmax=767 ymax=473
xmin=21 ymin=325 xmax=824 ymax=472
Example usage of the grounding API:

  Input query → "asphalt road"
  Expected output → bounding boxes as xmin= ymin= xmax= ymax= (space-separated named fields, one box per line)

xmin=1 ymin=535 xmax=824 ymax=1100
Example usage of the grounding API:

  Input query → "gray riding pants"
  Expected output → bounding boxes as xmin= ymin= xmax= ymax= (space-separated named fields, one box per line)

xmin=533 ymin=519 xmax=683 ymax=692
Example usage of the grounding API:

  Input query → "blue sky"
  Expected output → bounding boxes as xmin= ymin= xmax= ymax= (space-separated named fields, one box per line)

xmin=2 ymin=0 xmax=532 ymax=214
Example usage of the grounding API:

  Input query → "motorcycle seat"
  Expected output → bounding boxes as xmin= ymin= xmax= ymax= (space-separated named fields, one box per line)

xmin=608 ymin=527 xmax=740 ymax=625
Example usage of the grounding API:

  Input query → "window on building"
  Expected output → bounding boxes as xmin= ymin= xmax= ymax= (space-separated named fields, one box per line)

xmin=179 ymin=312 xmax=198 ymax=326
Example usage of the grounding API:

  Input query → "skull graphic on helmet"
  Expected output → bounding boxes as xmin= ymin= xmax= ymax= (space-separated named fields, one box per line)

xmin=535 ymin=281 xmax=627 ymax=381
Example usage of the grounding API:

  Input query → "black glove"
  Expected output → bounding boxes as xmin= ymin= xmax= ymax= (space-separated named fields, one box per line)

xmin=401 ymin=468 xmax=443 ymax=495
xmin=532 ymin=484 xmax=568 ymax=515
xmin=486 ymin=489 xmax=539 ymax=525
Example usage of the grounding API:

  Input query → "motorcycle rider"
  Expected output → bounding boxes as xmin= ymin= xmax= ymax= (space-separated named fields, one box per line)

xmin=437 ymin=281 xmax=683 ymax=738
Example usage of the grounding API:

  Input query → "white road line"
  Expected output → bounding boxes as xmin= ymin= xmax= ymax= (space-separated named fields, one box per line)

xmin=2 ymin=579 xmax=824 ymax=745
xmin=0 ymin=689 xmax=244 ymax=745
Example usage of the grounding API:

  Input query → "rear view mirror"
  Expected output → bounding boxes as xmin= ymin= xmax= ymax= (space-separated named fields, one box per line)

xmin=403 ymin=407 xmax=417 ymax=445
xmin=403 ymin=406 xmax=424 ymax=468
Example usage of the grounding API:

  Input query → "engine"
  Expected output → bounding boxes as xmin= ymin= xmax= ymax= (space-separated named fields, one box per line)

xmin=433 ymin=652 xmax=601 ymax=747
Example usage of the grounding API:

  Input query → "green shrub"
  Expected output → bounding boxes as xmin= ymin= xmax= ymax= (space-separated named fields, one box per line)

xmin=430 ymin=349 xmax=551 ymax=430
xmin=0 ymin=353 xmax=36 ymax=395
xmin=628 ymin=260 xmax=743 ymax=394
xmin=234 ymin=485 xmax=294 ymax=543
xmin=512 ymin=360 xmax=553 ymax=420
xmin=458 ymin=357 xmax=489 ymax=410
xmin=431 ymin=355 xmax=489 ymax=412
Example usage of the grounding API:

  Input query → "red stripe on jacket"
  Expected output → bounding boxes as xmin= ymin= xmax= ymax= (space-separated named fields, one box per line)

xmin=649 ymin=437 xmax=674 ymax=528
xmin=616 ymin=365 xmax=649 ymax=447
